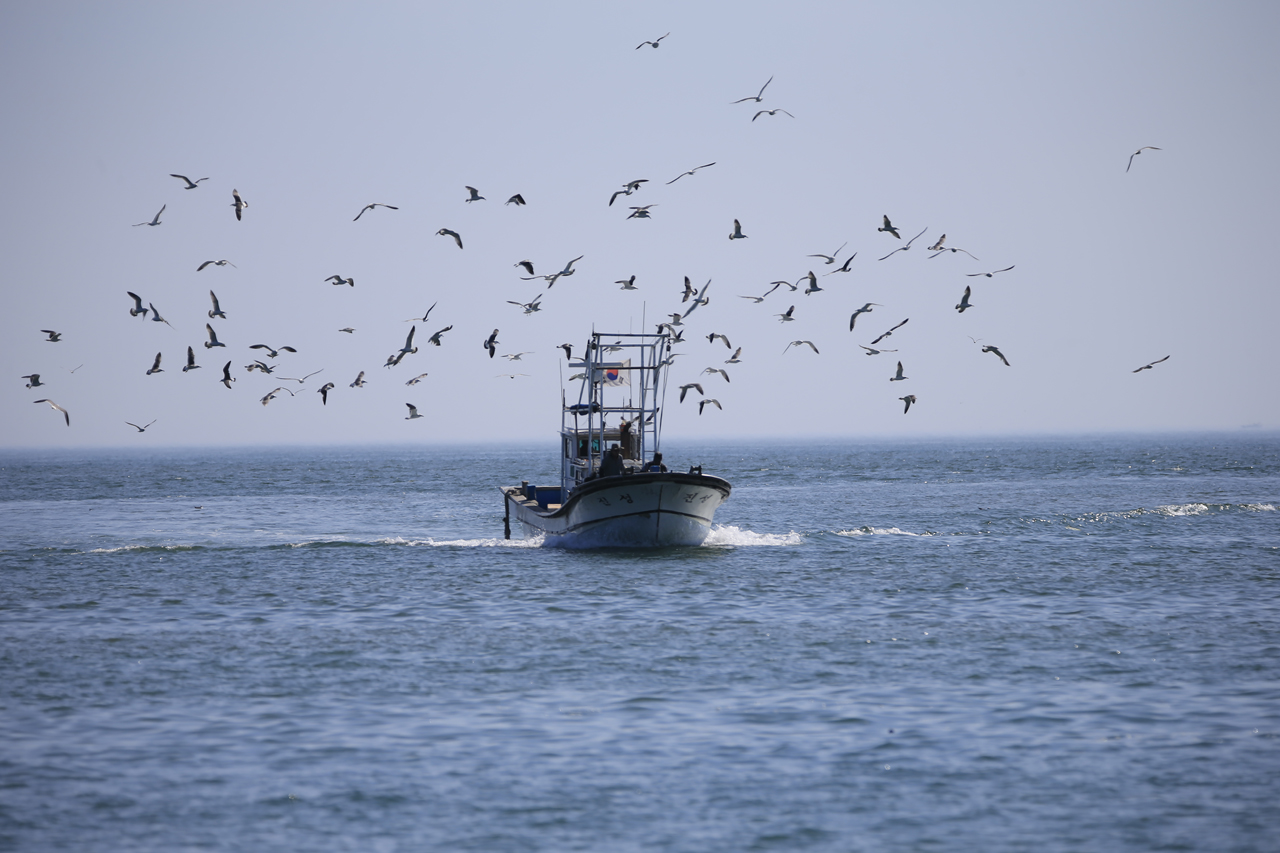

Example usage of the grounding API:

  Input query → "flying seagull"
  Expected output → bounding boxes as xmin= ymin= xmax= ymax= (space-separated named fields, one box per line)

xmin=777 ymin=305 xmax=796 ymax=322
xmin=982 ymin=345 xmax=1011 ymax=366
xmin=515 ymin=260 xmax=535 ymax=276
xmin=231 ymin=189 xmax=247 ymax=221
xmin=900 ymin=394 xmax=916 ymax=414
xmin=725 ymin=347 xmax=742 ymax=364
xmin=636 ymin=32 xmax=669 ymax=49
xmin=732 ymin=75 xmax=773 ymax=104
xmin=879 ymin=227 xmax=928 ymax=261
xmin=702 ymin=367 xmax=730 ymax=383
xmin=260 ymin=387 xmax=294 ymax=406
xmin=148 ymin=303 xmax=173 ymax=328
xmin=437 ymin=228 xmax=463 ymax=249
xmin=667 ymin=162 xmax=716 ymax=184
xmin=871 ymin=319 xmax=909 ymax=345
xmin=279 ymin=370 xmax=323 ymax=384
xmin=559 ymin=343 xmax=573 ymax=360
xmin=317 ymin=382 xmax=335 ymax=404
xmin=849 ymin=303 xmax=882 ymax=330
xmin=249 ymin=344 xmax=297 ymax=359
xmin=483 ymin=329 xmax=499 ymax=358
xmin=405 ymin=403 xmax=424 ymax=420
xmin=399 ymin=326 xmax=418 ymax=355
xmin=617 ymin=275 xmax=638 ymax=290
xmin=801 ymin=271 xmax=822 ymax=295
xmin=41 ymin=329 xmax=61 ymax=342
xmin=609 ymin=179 xmax=648 ymax=206
xmin=505 ymin=194 xmax=526 ymax=206
xmin=33 ymin=399 xmax=69 ymax=426
xmin=808 ymin=241 xmax=848 ymax=265
xmin=197 ymin=259 xmax=236 ymax=271
xmin=170 ymin=174 xmax=208 ymax=189
xmin=146 ymin=352 xmax=163 ymax=375
xmin=22 ymin=373 xmax=42 ymax=387
xmin=1132 ymin=355 xmax=1170 ymax=373
xmin=204 ymin=323 xmax=226 ymax=349
xmin=752 ymin=108 xmax=794 ymax=121
xmin=859 ymin=345 xmax=897 ymax=356
xmin=890 ymin=361 xmax=908 ymax=382
xmin=126 ymin=419 xmax=157 ymax=432
xmin=325 ymin=274 xmax=354 ymax=287
xmin=1127 ymin=146 xmax=1161 ymax=173
xmin=245 ymin=360 xmax=275 ymax=375
xmin=350 ymin=371 xmax=367 ymax=388
xmin=208 ymin=291 xmax=227 ymax=319
xmin=783 ymin=340 xmax=820 ymax=355
xmin=824 ymin=253 xmax=859 ymax=275
xmin=627 ymin=204 xmax=657 ymax=219
xmin=679 ymin=383 xmax=704 ymax=403
xmin=354 ymin=202 xmax=398 ymax=220
xmin=502 ymin=351 xmax=532 ymax=362
xmin=927 ymin=235 xmax=979 ymax=260
xmin=126 ymin=292 xmax=147 ymax=318
xmin=220 ymin=361 xmax=235 ymax=388
xmin=133 ymin=205 xmax=165 ymax=227
xmin=955 ymin=285 xmax=974 ymax=313
xmin=464 ymin=186 xmax=485 ymax=203
xmin=729 ymin=219 xmax=747 ymax=240
xmin=508 ymin=296 xmax=543 ymax=314
xmin=699 ymin=398 xmax=722 ymax=415
xmin=427 ymin=325 xmax=453 ymax=346
xmin=406 ymin=302 xmax=437 ymax=323
xmin=708 ymin=332 xmax=732 ymax=348
xmin=406 ymin=373 xmax=429 ymax=386
xmin=968 ymin=266 xmax=1015 ymax=278
xmin=182 ymin=346 xmax=200 ymax=372
xmin=878 ymin=215 xmax=901 ymax=239
xmin=339 ymin=327 xmax=355 ymax=334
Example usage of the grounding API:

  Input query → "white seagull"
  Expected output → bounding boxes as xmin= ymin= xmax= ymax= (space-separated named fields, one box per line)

xmin=982 ymin=345 xmax=1011 ymax=366
xmin=879 ymin=227 xmax=928 ymax=261
xmin=349 ymin=371 xmax=367 ymax=388
xmin=317 ymin=382 xmax=334 ymax=404
xmin=205 ymin=323 xmax=226 ymax=349
xmin=732 ymin=75 xmax=773 ymax=104
xmin=667 ymin=162 xmax=716 ymax=184
xmin=752 ymin=108 xmax=794 ymax=121
xmin=405 ymin=403 xmax=424 ymax=420
xmin=783 ymin=340 xmax=820 ymax=355
xmin=889 ymin=361 xmax=908 ymax=381
xmin=170 ymin=174 xmax=208 ymax=189
xmin=955 ymin=286 xmax=974 ymax=313
xmin=354 ymin=202 xmax=398 ymax=220
xmin=182 ymin=346 xmax=200 ymax=372
xmin=220 ymin=361 xmax=235 ymax=388
xmin=729 ymin=219 xmax=747 ymax=240
xmin=900 ymin=394 xmax=916 ymax=414
xmin=231 ymin=189 xmax=247 ymax=221
xmin=849 ymin=303 xmax=881 ymax=330
xmin=146 ymin=352 xmax=163 ymax=375
xmin=1127 ymin=147 xmax=1161 ymax=173
xmin=149 ymin=303 xmax=173 ymax=327
xmin=208 ymin=291 xmax=227 ymax=319
xmin=968 ymin=266 xmax=1015 ymax=278
xmin=33 ymin=399 xmax=70 ymax=426
xmin=133 ymin=205 xmax=165 ymax=227
xmin=464 ymin=186 xmax=485 ymax=203
xmin=197 ymin=259 xmax=236 ymax=271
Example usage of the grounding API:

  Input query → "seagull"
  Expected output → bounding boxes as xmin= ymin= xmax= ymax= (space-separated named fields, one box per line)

xmin=126 ymin=420 xmax=157 ymax=432
xmin=249 ymin=344 xmax=297 ymax=359
xmin=260 ymin=387 xmax=294 ymax=406
xmin=725 ymin=347 xmax=742 ymax=364
xmin=732 ymin=75 xmax=773 ymax=103
xmin=33 ymin=399 xmax=69 ymax=426
xmin=968 ymin=266 xmax=1015 ymax=278
xmin=146 ymin=352 xmax=163 ymax=375
xmin=399 ymin=326 xmax=418 ymax=355
xmin=627 ymin=204 xmax=656 ymax=219
xmin=679 ymin=382 xmax=704 ymax=402
xmin=182 ymin=346 xmax=200 ymax=372
xmin=464 ymin=186 xmax=485 ymax=203
xmin=765 ymin=279 xmax=797 ymax=295
xmin=127 ymin=291 xmax=148 ymax=318
xmin=220 ymin=361 xmax=235 ymax=388
xmin=778 ymin=305 xmax=796 ymax=322
xmin=231 ymin=189 xmax=247 ymax=221
xmin=206 ymin=291 xmax=227 ymax=320
xmin=133 ymin=205 xmax=165 ymax=227
xmin=515 ymin=260 xmax=535 ymax=276
xmin=849 ymin=303 xmax=881 ymax=330
xmin=738 ymin=294 xmax=766 ymax=303
xmin=667 ymin=163 xmax=715 ymax=184
xmin=870 ymin=318 xmax=909 ymax=345
xmin=801 ymin=271 xmax=822 ymax=295
xmin=22 ymin=373 xmax=42 ymax=387
xmin=325 ymin=274 xmax=354 ymax=287
xmin=428 ymin=325 xmax=453 ymax=346
xmin=752 ymin=108 xmax=794 ymax=121
xmin=982 ymin=345 xmax=1011 ymax=366
xmin=927 ymin=235 xmax=979 ymax=260
xmin=278 ymin=370 xmax=323 ymax=384
xmin=339 ymin=327 xmax=355 ymax=334
xmin=681 ymin=277 xmax=697 ymax=302
xmin=955 ymin=285 xmax=974 ymax=313
xmin=824 ymin=252 xmax=859 ymax=275
xmin=317 ymin=382 xmax=335 ymax=404
xmin=204 ymin=323 xmax=226 ymax=349
xmin=197 ymin=259 xmax=236 ymax=271
xmin=496 ymin=373 xmax=529 ymax=380
xmin=1127 ymin=146 xmax=1161 ymax=173
xmin=383 ymin=351 xmax=406 ymax=369
xmin=636 ymin=32 xmax=669 ymax=49
xmin=350 ymin=371 xmax=367 ymax=388
xmin=890 ymin=361 xmax=908 ymax=381
xmin=617 ymin=275 xmax=638 ymax=290
xmin=699 ymin=398 xmax=722 ymax=415
xmin=437 ymin=228 xmax=463 ymax=249
xmin=858 ymin=345 xmax=897 ymax=356
xmin=808 ymin=242 xmax=848 ymax=265
xmin=609 ymin=179 xmax=648 ymax=206
xmin=559 ymin=343 xmax=574 ymax=360
xmin=483 ymin=329 xmax=499 ymax=358
xmin=900 ymin=394 xmax=917 ymax=414
xmin=702 ymin=367 xmax=730 ymax=383
xmin=149 ymin=303 xmax=173 ymax=327
xmin=505 ymin=194 xmax=526 ymax=206
xmin=708 ymin=332 xmax=732 ymax=348
xmin=507 ymin=296 xmax=543 ymax=314
xmin=170 ymin=174 xmax=208 ymax=189
xmin=353 ymin=202 xmax=398 ymax=220
xmin=879 ymin=227 xmax=928 ymax=260
xmin=783 ymin=340 xmax=820 ymax=355
xmin=404 ymin=403 xmax=425 ymax=420
xmin=245 ymin=360 xmax=275 ymax=374
xmin=403 ymin=302 xmax=437 ymax=324
xmin=41 ymin=329 xmax=61 ymax=342
xmin=729 ymin=219 xmax=747 ymax=240
xmin=502 ymin=352 xmax=532 ymax=361
xmin=878 ymin=215 xmax=901 ymax=239
xmin=682 ymin=280 xmax=712 ymax=319
xmin=405 ymin=373 xmax=429 ymax=386
xmin=1132 ymin=355 xmax=1170 ymax=373
xmin=544 ymin=255 xmax=584 ymax=288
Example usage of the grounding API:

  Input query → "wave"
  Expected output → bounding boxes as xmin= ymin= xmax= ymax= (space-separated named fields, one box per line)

xmin=702 ymin=525 xmax=803 ymax=546
xmin=86 ymin=543 xmax=209 ymax=554
xmin=834 ymin=526 xmax=934 ymax=537
xmin=375 ymin=535 xmax=546 ymax=548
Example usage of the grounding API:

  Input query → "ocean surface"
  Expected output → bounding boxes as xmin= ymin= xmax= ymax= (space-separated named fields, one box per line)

xmin=1 ymin=434 xmax=1278 ymax=852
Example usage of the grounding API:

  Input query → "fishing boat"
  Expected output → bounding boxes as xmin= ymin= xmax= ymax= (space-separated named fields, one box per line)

xmin=500 ymin=330 xmax=731 ymax=548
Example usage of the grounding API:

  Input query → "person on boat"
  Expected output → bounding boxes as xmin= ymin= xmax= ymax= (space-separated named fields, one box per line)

xmin=643 ymin=452 xmax=667 ymax=473
xmin=599 ymin=444 xmax=626 ymax=478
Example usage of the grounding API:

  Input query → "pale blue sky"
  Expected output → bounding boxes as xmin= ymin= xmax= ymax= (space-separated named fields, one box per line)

xmin=4 ymin=2 xmax=1277 ymax=447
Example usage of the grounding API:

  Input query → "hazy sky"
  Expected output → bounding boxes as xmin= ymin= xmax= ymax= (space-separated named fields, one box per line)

xmin=4 ymin=2 xmax=1278 ymax=448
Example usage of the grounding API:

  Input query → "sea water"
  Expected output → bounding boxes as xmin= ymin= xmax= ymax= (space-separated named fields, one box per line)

xmin=1 ymin=434 xmax=1278 ymax=851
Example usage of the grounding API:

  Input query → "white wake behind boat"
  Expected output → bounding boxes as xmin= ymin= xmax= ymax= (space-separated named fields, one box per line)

xmin=501 ymin=330 xmax=731 ymax=548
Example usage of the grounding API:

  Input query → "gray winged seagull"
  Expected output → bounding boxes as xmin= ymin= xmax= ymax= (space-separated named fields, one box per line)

xmin=204 ymin=324 xmax=226 ymax=349
xmin=732 ymin=75 xmax=773 ymax=103
xmin=231 ymin=189 xmax=247 ymax=221
xmin=170 ymin=174 xmax=208 ymax=189
xmin=33 ymin=399 xmax=70 ymax=426
xmin=133 ymin=205 xmax=165 ymax=227
xmin=126 ymin=420 xmax=157 ymax=432
xmin=1132 ymin=355 xmax=1170 ymax=373
xmin=220 ymin=361 xmax=235 ymax=388
xmin=982 ymin=345 xmax=1011 ymax=366
xmin=208 ymin=291 xmax=226 ymax=319
xmin=405 ymin=403 xmax=424 ymax=420
xmin=1127 ymin=147 xmax=1161 ymax=173
xmin=354 ymin=202 xmax=398 ymax=220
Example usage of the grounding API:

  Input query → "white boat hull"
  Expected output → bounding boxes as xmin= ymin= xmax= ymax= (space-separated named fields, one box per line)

xmin=502 ymin=472 xmax=731 ymax=548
